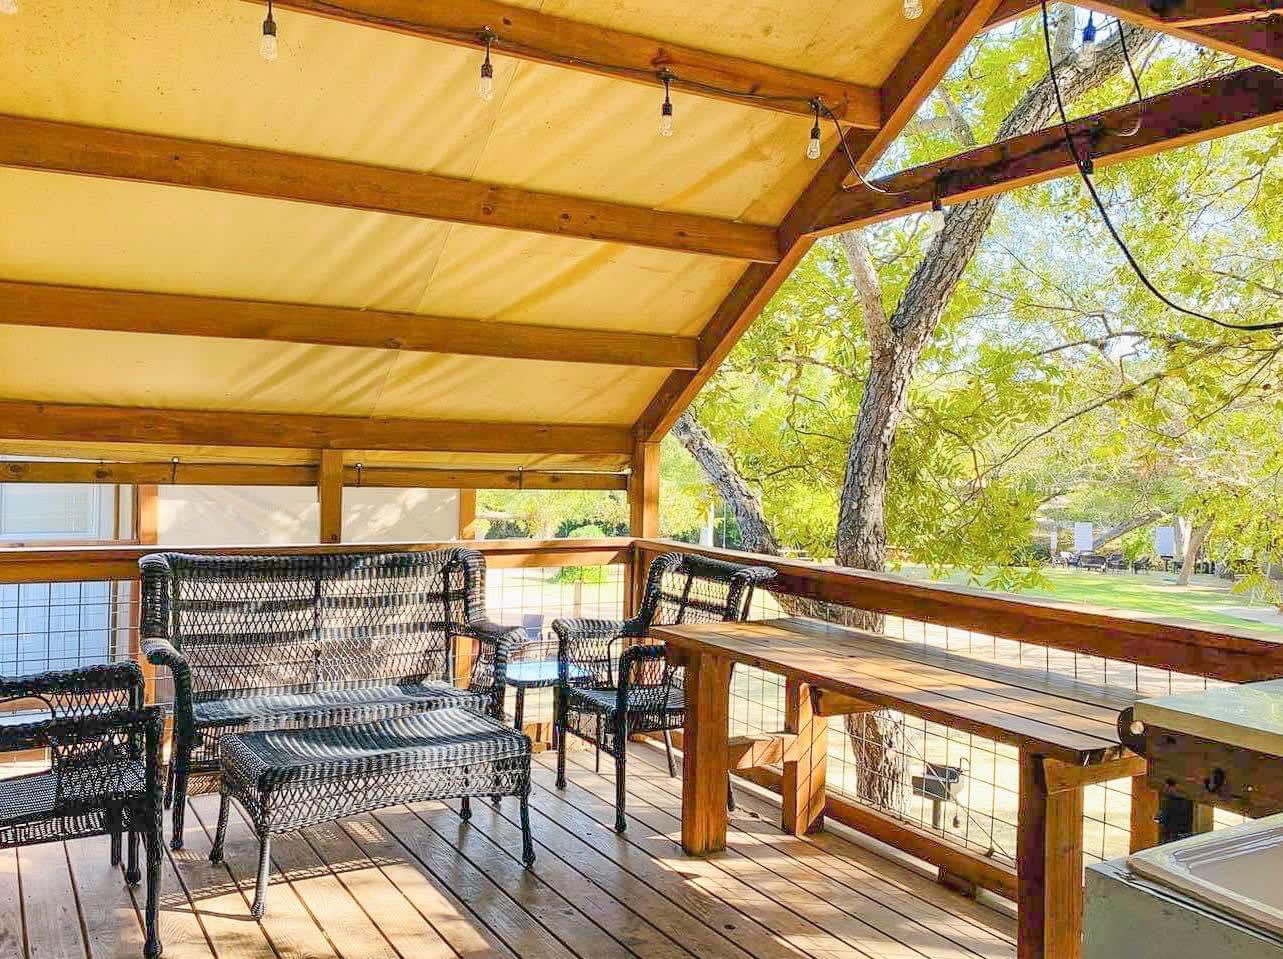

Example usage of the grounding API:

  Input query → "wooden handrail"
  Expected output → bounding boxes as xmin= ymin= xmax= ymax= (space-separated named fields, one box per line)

xmin=636 ymin=539 xmax=1283 ymax=683
xmin=0 ymin=537 xmax=633 ymax=583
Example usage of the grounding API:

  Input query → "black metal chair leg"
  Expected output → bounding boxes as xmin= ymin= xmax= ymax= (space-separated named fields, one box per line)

xmin=662 ymin=729 xmax=677 ymax=777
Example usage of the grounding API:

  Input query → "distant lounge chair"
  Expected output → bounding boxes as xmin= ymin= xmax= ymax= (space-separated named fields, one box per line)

xmin=1077 ymin=552 xmax=1107 ymax=572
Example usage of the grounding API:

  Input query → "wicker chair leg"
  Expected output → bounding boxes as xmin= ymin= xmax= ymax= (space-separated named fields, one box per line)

xmin=662 ymin=729 xmax=677 ymax=778
xmin=108 ymin=806 xmax=123 ymax=866
xmin=251 ymin=834 xmax=271 ymax=920
xmin=163 ymin=758 xmax=175 ymax=809
xmin=209 ymin=789 xmax=231 ymax=864
xmin=727 ymin=782 xmax=737 ymax=812
xmin=143 ymin=814 xmax=163 ymax=959
xmin=170 ymin=762 xmax=190 ymax=850
xmin=595 ymin=716 xmax=602 ymax=773
xmin=513 ymin=685 xmax=525 ymax=731
xmin=555 ymin=698 xmax=568 ymax=789
xmin=459 ymin=796 xmax=472 ymax=821
xmin=520 ymin=791 xmax=535 ymax=867
xmin=613 ymin=750 xmax=627 ymax=833
xmin=125 ymin=826 xmax=142 ymax=885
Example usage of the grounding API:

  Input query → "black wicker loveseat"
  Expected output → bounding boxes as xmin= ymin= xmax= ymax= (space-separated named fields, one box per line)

xmin=141 ymin=547 xmax=522 ymax=847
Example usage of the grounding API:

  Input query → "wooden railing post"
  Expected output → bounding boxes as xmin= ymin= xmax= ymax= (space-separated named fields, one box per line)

xmin=318 ymin=451 xmax=344 ymax=544
xmin=457 ymin=488 xmax=477 ymax=540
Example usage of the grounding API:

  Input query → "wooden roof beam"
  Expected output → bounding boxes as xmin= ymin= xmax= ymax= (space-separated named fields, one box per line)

xmin=985 ymin=0 xmax=1283 ymax=71
xmin=0 ymin=401 xmax=631 ymax=455
xmin=0 ymin=115 xmax=779 ymax=263
xmin=256 ymin=0 xmax=882 ymax=128
xmin=634 ymin=0 xmax=1006 ymax=441
xmin=0 ymin=281 xmax=699 ymax=370
xmin=805 ymin=67 xmax=1283 ymax=237
xmin=0 ymin=459 xmax=628 ymax=490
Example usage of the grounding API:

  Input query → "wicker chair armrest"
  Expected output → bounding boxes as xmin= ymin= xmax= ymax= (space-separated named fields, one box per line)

xmin=459 ymin=619 xmax=521 ymax=717
xmin=616 ymin=643 xmax=672 ymax=713
xmin=142 ymin=636 xmax=193 ymax=731
xmin=0 ymin=662 xmax=143 ymax=703
xmin=0 ymin=704 xmax=163 ymax=755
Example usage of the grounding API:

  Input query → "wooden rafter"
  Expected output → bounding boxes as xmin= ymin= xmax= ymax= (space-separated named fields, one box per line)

xmin=633 ymin=0 xmax=1006 ymax=442
xmin=0 ymin=115 xmax=779 ymax=263
xmin=987 ymin=0 xmax=1283 ymax=71
xmin=1091 ymin=0 xmax=1283 ymax=28
xmin=0 ymin=281 xmax=699 ymax=371
xmin=806 ymin=66 xmax=1283 ymax=236
xmin=258 ymin=0 xmax=882 ymax=127
xmin=0 ymin=401 xmax=631 ymax=455
xmin=0 ymin=459 xmax=629 ymax=490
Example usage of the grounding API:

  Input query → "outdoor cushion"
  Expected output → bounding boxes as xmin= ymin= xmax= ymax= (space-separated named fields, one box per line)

xmin=193 ymin=682 xmax=485 ymax=728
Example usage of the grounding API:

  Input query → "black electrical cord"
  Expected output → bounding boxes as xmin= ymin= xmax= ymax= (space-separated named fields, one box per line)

xmin=1039 ymin=0 xmax=1283 ymax=333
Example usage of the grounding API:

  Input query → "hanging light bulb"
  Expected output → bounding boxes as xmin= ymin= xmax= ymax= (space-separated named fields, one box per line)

xmin=478 ymin=30 xmax=495 ymax=102
xmin=659 ymin=72 xmax=674 ymax=137
xmin=903 ymin=0 xmax=924 ymax=20
xmin=1079 ymin=13 xmax=1098 ymax=68
xmin=260 ymin=0 xmax=278 ymax=61
xmin=806 ymin=101 xmax=822 ymax=160
xmin=0 ymin=0 xmax=17 ymax=15
xmin=925 ymin=179 xmax=945 ymax=235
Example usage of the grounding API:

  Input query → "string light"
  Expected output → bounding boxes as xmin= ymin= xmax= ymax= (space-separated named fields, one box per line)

xmin=903 ymin=0 xmax=924 ymax=21
xmin=478 ymin=29 xmax=496 ymax=101
xmin=658 ymin=71 xmax=674 ymax=137
xmin=1078 ymin=12 xmax=1098 ymax=67
xmin=925 ymin=179 xmax=945 ymax=235
xmin=0 ymin=0 xmax=17 ymax=16
xmin=807 ymin=101 xmax=822 ymax=160
xmin=261 ymin=0 xmax=278 ymax=61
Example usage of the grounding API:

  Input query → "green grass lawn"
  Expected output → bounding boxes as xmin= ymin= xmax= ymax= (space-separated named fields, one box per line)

xmin=898 ymin=565 xmax=1283 ymax=636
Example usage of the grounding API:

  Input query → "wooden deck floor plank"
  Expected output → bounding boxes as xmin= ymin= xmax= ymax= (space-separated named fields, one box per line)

xmin=527 ymin=761 xmax=863 ymax=959
xmin=242 ymin=806 xmax=401 ymax=959
xmin=473 ymin=781 xmax=770 ymax=959
xmin=168 ymin=800 xmax=282 ymax=958
xmin=339 ymin=813 xmax=519 ymax=959
xmin=300 ymin=819 xmax=457 ymax=959
xmin=19 ymin=841 xmax=87 ymax=959
xmin=0 ymin=847 xmax=24 ymax=959
xmin=185 ymin=795 xmax=340 ymax=959
xmin=65 ymin=835 xmax=146 ymax=959
xmin=619 ymin=749 xmax=1000 ymax=959
xmin=408 ymin=800 xmax=644 ymax=959
xmin=438 ymin=795 xmax=703 ymax=959
xmin=371 ymin=803 xmax=581 ymax=959
xmin=627 ymin=745 xmax=1015 ymax=952
xmin=563 ymin=751 xmax=951 ymax=959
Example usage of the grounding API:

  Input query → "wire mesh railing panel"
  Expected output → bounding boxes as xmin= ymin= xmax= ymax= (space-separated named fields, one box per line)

xmin=0 ymin=581 xmax=135 ymax=677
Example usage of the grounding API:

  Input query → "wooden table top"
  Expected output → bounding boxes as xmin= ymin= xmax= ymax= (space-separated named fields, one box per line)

xmin=652 ymin=617 xmax=1138 ymax=765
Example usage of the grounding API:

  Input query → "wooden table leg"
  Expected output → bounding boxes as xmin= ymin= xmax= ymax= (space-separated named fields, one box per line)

xmin=1017 ymin=751 xmax=1083 ymax=959
xmin=681 ymin=651 xmax=733 ymax=855
xmin=1129 ymin=772 xmax=1161 ymax=853
xmin=782 ymin=679 xmax=827 ymax=836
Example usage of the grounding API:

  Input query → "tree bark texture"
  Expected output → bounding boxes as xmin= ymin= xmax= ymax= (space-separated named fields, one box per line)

xmin=1178 ymin=523 xmax=1210 ymax=586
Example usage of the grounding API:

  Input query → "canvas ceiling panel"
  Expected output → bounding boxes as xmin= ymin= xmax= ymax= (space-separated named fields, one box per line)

xmin=0 ymin=326 xmax=395 ymax=417
xmin=471 ymin=60 xmax=835 ymax=225
xmin=0 ymin=0 xmax=822 ymax=223
xmin=0 ymin=0 xmax=507 ymax=180
xmin=543 ymin=0 xmax=941 ymax=87
xmin=0 ymin=441 xmax=630 ymax=473
xmin=0 ymin=169 xmax=451 ymax=311
xmin=415 ymin=226 xmax=746 ymax=336
xmin=372 ymin=353 xmax=668 ymax=425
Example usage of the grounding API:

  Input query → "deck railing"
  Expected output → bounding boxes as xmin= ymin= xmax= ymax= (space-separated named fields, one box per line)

xmin=4 ymin=535 xmax=1281 ymax=898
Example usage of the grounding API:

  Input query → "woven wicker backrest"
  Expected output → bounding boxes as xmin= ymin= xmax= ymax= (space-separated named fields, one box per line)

xmin=141 ymin=548 xmax=481 ymax=699
xmin=640 ymin=552 xmax=777 ymax=631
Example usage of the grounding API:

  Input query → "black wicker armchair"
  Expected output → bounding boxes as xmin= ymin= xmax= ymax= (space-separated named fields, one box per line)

xmin=141 ymin=548 xmax=521 ymax=848
xmin=0 ymin=663 xmax=163 ymax=957
xmin=553 ymin=552 xmax=776 ymax=832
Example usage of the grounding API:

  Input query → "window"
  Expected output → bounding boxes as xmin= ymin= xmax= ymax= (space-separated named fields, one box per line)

xmin=0 ymin=484 xmax=103 ymax=540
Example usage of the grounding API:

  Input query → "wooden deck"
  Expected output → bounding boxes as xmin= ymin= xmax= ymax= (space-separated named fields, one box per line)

xmin=0 ymin=743 xmax=1015 ymax=959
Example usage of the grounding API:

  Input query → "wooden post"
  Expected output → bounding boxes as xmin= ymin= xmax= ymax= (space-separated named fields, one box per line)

xmin=318 ymin=450 xmax=343 ymax=544
xmin=133 ymin=485 xmax=159 ymax=703
xmin=1017 ymin=751 xmax=1084 ymax=959
xmin=457 ymin=488 xmax=477 ymax=540
xmin=782 ymin=679 xmax=827 ymax=835
xmin=1129 ymin=773 xmax=1161 ymax=853
xmin=627 ymin=442 xmax=659 ymax=619
xmin=680 ymin=650 xmax=733 ymax=855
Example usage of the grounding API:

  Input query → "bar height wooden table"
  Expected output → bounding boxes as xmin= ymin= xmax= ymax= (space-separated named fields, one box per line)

xmin=652 ymin=617 xmax=1152 ymax=959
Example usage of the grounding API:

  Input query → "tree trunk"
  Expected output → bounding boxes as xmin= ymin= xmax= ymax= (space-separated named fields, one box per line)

xmin=1092 ymin=511 xmax=1165 ymax=551
xmin=1178 ymin=524 xmax=1210 ymax=585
